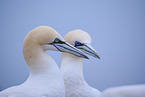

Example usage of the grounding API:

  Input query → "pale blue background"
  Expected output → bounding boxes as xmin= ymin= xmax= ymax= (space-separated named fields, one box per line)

xmin=0 ymin=0 xmax=145 ymax=91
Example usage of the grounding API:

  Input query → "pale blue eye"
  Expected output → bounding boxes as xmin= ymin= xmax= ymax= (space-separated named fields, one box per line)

xmin=54 ymin=38 xmax=60 ymax=42
xmin=75 ymin=41 xmax=81 ymax=46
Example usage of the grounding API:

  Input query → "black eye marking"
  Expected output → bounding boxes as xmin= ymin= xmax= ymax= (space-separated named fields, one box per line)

xmin=53 ymin=38 xmax=65 ymax=44
xmin=75 ymin=41 xmax=84 ymax=47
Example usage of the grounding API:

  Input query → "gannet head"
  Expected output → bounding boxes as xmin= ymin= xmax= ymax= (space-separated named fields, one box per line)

xmin=23 ymin=26 xmax=88 ymax=63
xmin=64 ymin=29 xmax=100 ymax=59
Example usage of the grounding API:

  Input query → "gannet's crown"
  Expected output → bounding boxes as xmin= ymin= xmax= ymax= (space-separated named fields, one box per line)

xmin=24 ymin=26 xmax=63 ymax=45
xmin=64 ymin=29 xmax=92 ymax=46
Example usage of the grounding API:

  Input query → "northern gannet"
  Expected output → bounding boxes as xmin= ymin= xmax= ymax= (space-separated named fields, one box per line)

xmin=0 ymin=26 xmax=88 ymax=97
xmin=100 ymin=84 xmax=145 ymax=97
xmin=61 ymin=29 xmax=101 ymax=97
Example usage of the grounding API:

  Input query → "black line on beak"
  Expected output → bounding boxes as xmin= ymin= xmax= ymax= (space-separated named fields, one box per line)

xmin=76 ymin=44 xmax=100 ymax=59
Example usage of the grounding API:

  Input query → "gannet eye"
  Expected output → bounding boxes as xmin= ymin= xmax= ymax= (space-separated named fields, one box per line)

xmin=54 ymin=38 xmax=60 ymax=43
xmin=75 ymin=41 xmax=81 ymax=46
xmin=75 ymin=41 xmax=84 ymax=47
xmin=53 ymin=38 xmax=65 ymax=44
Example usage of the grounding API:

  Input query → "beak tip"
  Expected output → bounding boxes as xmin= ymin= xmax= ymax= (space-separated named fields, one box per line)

xmin=84 ymin=55 xmax=89 ymax=59
xmin=86 ymin=56 xmax=89 ymax=59
xmin=94 ymin=55 xmax=100 ymax=59
xmin=97 ymin=56 xmax=100 ymax=59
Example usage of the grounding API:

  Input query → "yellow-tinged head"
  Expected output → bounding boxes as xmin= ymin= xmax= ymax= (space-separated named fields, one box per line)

xmin=23 ymin=26 xmax=88 ymax=65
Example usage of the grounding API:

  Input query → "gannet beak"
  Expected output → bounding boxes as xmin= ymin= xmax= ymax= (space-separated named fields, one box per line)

xmin=76 ymin=44 xmax=100 ymax=59
xmin=43 ymin=38 xmax=89 ymax=59
xmin=54 ymin=42 xmax=89 ymax=59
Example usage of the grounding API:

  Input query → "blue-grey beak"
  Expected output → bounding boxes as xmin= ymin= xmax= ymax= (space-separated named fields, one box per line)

xmin=75 ymin=43 xmax=100 ymax=59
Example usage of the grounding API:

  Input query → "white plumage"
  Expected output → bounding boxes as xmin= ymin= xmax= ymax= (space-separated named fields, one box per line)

xmin=61 ymin=29 xmax=101 ymax=97
xmin=0 ymin=26 xmax=87 ymax=97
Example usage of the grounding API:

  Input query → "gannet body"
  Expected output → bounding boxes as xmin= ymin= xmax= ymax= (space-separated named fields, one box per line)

xmin=100 ymin=84 xmax=145 ymax=97
xmin=61 ymin=30 xmax=101 ymax=97
xmin=0 ymin=26 xmax=88 ymax=97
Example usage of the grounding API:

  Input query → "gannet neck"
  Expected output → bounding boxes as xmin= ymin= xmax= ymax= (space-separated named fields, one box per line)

xmin=23 ymin=42 xmax=41 ymax=63
xmin=61 ymin=52 xmax=84 ymax=81
xmin=23 ymin=42 xmax=57 ymax=75
xmin=61 ymin=53 xmax=101 ymax=97
xmin=23 ymin=34 xmax=58 ymax=76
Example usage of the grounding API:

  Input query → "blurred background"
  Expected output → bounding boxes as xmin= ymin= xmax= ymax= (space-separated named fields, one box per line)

xmin=0 ymin=0 xmax=145 ymax=91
